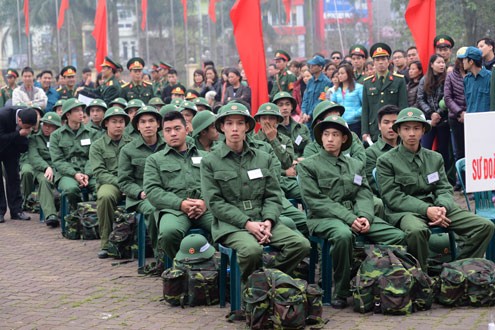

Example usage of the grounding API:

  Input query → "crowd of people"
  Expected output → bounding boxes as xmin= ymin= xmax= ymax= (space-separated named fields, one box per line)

xmin=1 ymin=33 xmax=494 ymax=309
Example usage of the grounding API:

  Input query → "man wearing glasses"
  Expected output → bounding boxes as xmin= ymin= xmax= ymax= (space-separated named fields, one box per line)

xmin=330 ymin=51 xmax=343 ymax=66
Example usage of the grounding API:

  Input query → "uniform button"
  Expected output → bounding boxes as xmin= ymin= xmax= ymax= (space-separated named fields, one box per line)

xmin=380 ymin=92 xmax=384 ymax=95
xmin=380 ymin=100 xmax=384 ymax=103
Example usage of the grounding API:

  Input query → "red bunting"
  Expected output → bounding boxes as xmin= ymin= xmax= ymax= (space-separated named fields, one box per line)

xmin=208 ymin=0 xmax=219 ymax=23
xmin=23 ymin=0 xmax=29 ymax=36
xmin=57 ymin=0 xmax=69 ymax=30
xmin=92 ymin=0 xmax=108 ymax=73
xmin=405 ymin=0 xmax=436 ymax=72
xmin=182 ymin=0 xmax=188 ymax=24
xmin=282 ymin=0 xmax=292 ymax=24
xmin=140 ymin=0 xmax=147 ymax=31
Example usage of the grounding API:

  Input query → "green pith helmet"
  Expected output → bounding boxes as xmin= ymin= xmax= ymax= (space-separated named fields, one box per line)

xmin=40 ymin=112 xmax=61 ymax=127
xmin=254 ymin=102 xmax=284 ymax=123
xmin=174 ymin=234 xmax=216 ymax=264
xmin=193 ymin=97 xmax=211 ymax=111
xmin=61 ymin=98 xmax=86 ymax=119
xmin=171 ymin=99 xmax=183 ymax=107
xmin=192 ymin=110 xmax=217 ymax=137
xmin=31 ymin=105 xmax=44 ymax=117
xmin=272 ymin=91 xmax=297 ymax=112
xmin=392 ymin=107 xmax=431 ymax=133
xmin=180 ymin=100 xmax=198 ymax=115
xmin=125 ymin=99 xmax=145 ymax=113
xmin=101 ymin=106 xmax=130 ymax=129
xmin=311 ymin=101 xmax=345 ymax=129
xmin=313 ymin=115 xmax=353 ymax=151
xmin=215 ymin=102 xmax=255 ymax=134
xmin=86 ymin=98 xmax=107 ymax=115
xmin=148 ymin=97 xmax=165 ymax=107
xmin=109 ymin=97 xmax=128 ymax=108
xmin=53 ymin=99 xmax=65 ymax=111
xmin=160 ymin=104 xmax=179 ymax=118
xmin=131 ymin=105 xmax=163 ymax=130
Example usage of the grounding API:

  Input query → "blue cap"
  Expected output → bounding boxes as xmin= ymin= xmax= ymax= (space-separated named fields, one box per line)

xmin=307 ymin=55 xmax=326 ymax=67
xmin=457 ymin=46 xmax=482 ymax=61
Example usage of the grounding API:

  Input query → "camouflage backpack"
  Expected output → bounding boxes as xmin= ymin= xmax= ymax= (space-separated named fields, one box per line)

xmin=107 ymin=208 xmax=137 ymax=259
xmin=24 ymin=191 xmax=40 ymax=213
xmin=351 ymin=245 xmax=434 ymax=315
xmin=78 ymin=202 xmax=99 ymax=240
xmin=64 ymin=211 xmax=82 ymax=240
xmin=437 ymin=258 xmax=495 ymax=307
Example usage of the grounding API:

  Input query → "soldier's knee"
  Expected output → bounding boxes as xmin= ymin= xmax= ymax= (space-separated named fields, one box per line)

xmin=332 ymin=229 xmax=353 ymax=247
xmin=237 ymin=243 xmax=263 ymax=263
xmin=406 ymin=226 xmax=429 ymax=242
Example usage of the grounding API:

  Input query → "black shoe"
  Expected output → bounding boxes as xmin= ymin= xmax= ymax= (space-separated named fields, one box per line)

xmin=0 ymin=214 xmax=4 ymax=223
xmin=11 ymin=212 xmax=31 ymax=221
xmin=45 ymin=215 xmax=59 ymax=228
xmin=98 ymin=250 xmax=109 ymax=259
xmin=331 ymin=297 xmax=348 ymax=309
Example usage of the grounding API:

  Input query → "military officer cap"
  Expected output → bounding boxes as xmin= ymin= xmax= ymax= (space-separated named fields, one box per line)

xmin=434 ymin=35 xmax=455 ymax=49
xmin=349 ymin=44 xmax=368 ymax=58
xmin=125 ymin=99 xmax=145 ymax=113
xmin=171 ymin=99 xmax=183 ymax=107
xmin=131 ymin=105 xmax=163 ymax=130
xmin=101 ymin=106 xmax=130 ymax=129
xmin=60 ymin=65 xmax=77 ymax=77
xmin=175 ymin=234 xmax=215 ymax=264
xmin=180 ymin=100 xmax=198 ymax=115
xmin=254 ymin=102 xmax=284 ymax=123
xmin=369 ymin=43 xmax=392 ymax=58
xmin=313 ymin=115 xmax=353 ymax=151
xmin=101 ymin=56 xmax=118 ymax=70
xmin=127 ymin=57 xmax=145 ymax=70
xmin=215 ymin=102 xmax=256 ymax=134
xmin=6 ymin=68 xmax=19 ymax=78
xmin=272 ymin=91 xmax=297 ymax=111
xmin=109 ymin=97 xmax=128 ymax=108
xmin=61 ymin=98 xmax=86 ymax=119
xmin=116 ymin=62 xmax=124 ymax=72
xmin=192 ymin=110 xmax=217 ymax=137
xmin=148 ymin=97 xmax=165 ymax=107
xmin=274 ymin=50 xmax=291 ymax=62
xmin=160 ymin=104 xmax=179 ymax=118
xmin=31 ymin=105 xmax=45 ymax=118
xmin=392 ymin=107 xmax=431 ymax=133
xmin=40 ymin=112 xmax=62 ymax=127
xmin=53 ymin=99 xmax=65 ymax=111
xmin=171 ymin=84 xmax=186 ymax=95
xmin=86 ymin=98 xmax=108 ymax=115
xmin=193 ymin=97 xmax=211 ymax=111
xmin=311 ymin=100 xmax=345 ymax=129
xmin=151 ymin=63 xmax=160 ymax=71
xmin=159 ymin=61 xmax=173 ymax=70
xmin=185 ymin=89 xmax=200 ymax=100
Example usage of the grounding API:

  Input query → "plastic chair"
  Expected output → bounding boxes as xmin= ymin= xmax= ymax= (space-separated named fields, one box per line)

xmin=472 ymin=191 xmax=495 ymax=260
xmin=371 ymin=168 xmax=380 ymax=195
xmin=137 ymin=213 xmax=146 ymax=274
xmin=60 ymin=188 xmax=90 ymax=235
xmin=308 ymin=236 xmax=332 ymax=305
xmin=455 ymin=158 xmax=471 ymax=211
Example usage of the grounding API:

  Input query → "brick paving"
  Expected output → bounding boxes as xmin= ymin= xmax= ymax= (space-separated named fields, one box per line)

xmin=0 ymin=192 xmax=492 ymax=330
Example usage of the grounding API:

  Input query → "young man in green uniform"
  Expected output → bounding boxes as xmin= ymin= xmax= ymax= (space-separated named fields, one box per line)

xmin=49 ymin=98 xmax=98 ymax=209
xmin=376 ymin=107 xmax=495 ymax=270
xmin=269 ymin=50 xmax=297 ymax=99
xmin=27 ymin=112 xmax=62 ymax=227
xmin=349 ymin=45 xmax=369 ymax=83
xmin=123 ymin=99 xmax=145 ymax=139
xmin=77 ymin=57 xmax=121 ymax=105
xmin=361 ymin=43 xmax=408 ymax=143
xmin=85 ymin=99 xmax=107 ymax=136
xmin=191 ymin=110 xmax=219 ymax=151
xmin=298 ymin=115 xmax=405 ymax=309
xmin=201 ymin=103 xmax=310 ymax=282
xmin=144 ymin=111 xmax=213 ymax=261
xmin=57 ymin=66 xmax=78 ymax=100
xmin=0 ymin=69 xmax=18 ymax=107
xmin=120 ymin=57 xmax=154 ymax=104
xmin=89 ymin=107 xmax=133 ymax=259
xmin=434 ymin=34 xmax=455 ymax=65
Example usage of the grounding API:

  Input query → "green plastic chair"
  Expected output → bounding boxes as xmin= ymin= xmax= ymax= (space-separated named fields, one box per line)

xmin=455 ymin=158 xmax=471 ymax=211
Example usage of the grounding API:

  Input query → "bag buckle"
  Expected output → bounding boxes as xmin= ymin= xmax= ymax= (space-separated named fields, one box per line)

xmin=243 ymin=200 xmax=253 ymax=210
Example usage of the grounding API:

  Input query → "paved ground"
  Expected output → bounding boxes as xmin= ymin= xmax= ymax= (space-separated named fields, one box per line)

xmin=0 ymin=192 xmax=493 ymax=330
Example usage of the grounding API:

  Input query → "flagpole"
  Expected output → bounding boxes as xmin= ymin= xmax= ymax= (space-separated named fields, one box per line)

xmin=134 ymin=0 xmax=140 ymax=57
xmin=55 ymin=0 xmax=62 ymax=73
xmin=170 ymin=0 xmax=176 ymax=65
xmin=16 ymin=0 xmax=22 ymax=58
xmin=145 ymin=3 xmax=150 ymax=65
xmin=185 ymin=8 xmax=189 ymax=66
xmin=198 ymin=0 xmax=202 ymax=64
xmin=220 ymin=1 xmax=225 ymax=67
xmin=333 ymin=0 xmax=345 ymax=54
xmin=67 ymin=9 xmax=71 ymax=65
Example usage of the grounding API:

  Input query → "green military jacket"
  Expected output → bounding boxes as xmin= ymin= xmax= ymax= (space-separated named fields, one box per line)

xmin=153 ymin=79 xmax=168 ymax=97
xmin=362 ymin=72 xmax=408 ymax=141
xmin=302 ymin=132 xmax=366 ymax=165
xmin=49 ymin=124 xmax=99 ymax=177
xmin=124 ymin=125 xmax=141 ymax=140
xmin=57 ymin=86 xmax=76 ymax=100
xmin=0 ymin=85 xmax=14 ymax=107
xmin=376 ymin=144 xmax=457 ymax=226
xmin=83 ymin=76 xmax=121 ymax=105
xmin=277 ymin=117 xmax=311 ymax=158
xmin=193 ymin=135 xmax=218 ymax=152
xmin=120 ymin=81 xmax=154 ymax=104
xmin=144 ymin=143 xmax=207 ymax=215
xmin=27 ymin=131 xmax=58 ymax=179
xmin=298 ymin=149 xmax=375 ymax=232
xmin=201 ymin=141 xmax=283 ymax=242
xmin=89 ymin=133 xmax=134 ymax=189
xmin=86 ymin=121 xmax=105 ymax=138
xmin=269 ymin=68 xmax=297 ymax=99
xmin=354 ymin=70 xmax=368 ymax=84
xmin=118 ymin=134 xmax=166 ymax=210
xmin=253 ymin=130 xmax=294 ymax=170
xmin=364 ymin=137 xmax=395 ymax=195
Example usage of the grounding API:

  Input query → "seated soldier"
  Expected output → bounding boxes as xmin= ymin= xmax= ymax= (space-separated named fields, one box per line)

xmin=376 ymin=107 xmax=495 ymax=270
xmin=364 ymin=105 xmax=400 ymax=195
xmin=298 ymin=115 xmax=405 ymax=309
xmin=49 ymin=98 xmax=98 ymax=210
xmin=108 ymin=97 xmax=128 ymax=110
xmin=124 ymin=98 xmax=145 ymax=139
xmin=179 ymin=100 xmax=198 ymax=134
xmin=27 ymin=112 xmax=62 ymax=227
xmin=89 ymin=107 xmax=133 ymax=258
xmin=148 ymin=97 xmax=165 ymax=110
xmin=86 ymin=99 xmax=107 ymax=136
xmin=191 ymin=110 xmax=219 ymax=152
xmin=201 ymin=102 xmax=310 ymax=283
xmin=192 ymin=97 xmax=212 ymax=112
xmin=144 ymin=111 xmax=213 ymax=261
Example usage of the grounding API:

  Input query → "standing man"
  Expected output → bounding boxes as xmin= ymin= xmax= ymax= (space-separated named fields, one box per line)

xmin=77 ymin=56 xmax=121 ymax=105
xmin=349 ymin=45 xmax=368 ymax=83
xmin=156 ymin=61 xmax=172 ymax=96
xmin=121 ymin=57 xmax=154 ymax=104
xmin=406 ymin=46 xmax=420 ymax=66
xmin=269 ymin=50 xmax=297 ymax=99
xmin=361 ymin=43 xmax=408 ymax=142
xmin=77 ymin=67 xmax=95 ymax=89
xmin=39 ymin=70 xmax=59 ymax=112
xmin=434 ymin=35 xmax=455 ymax=65
xmin=392 ymin=50 xmax=408 ymax=76
xmin=0 ymin=106 xmax=38 ymax=222
xmin=0 ymin=69 xmax=19 ymax=107
xmin=330 ymin=51 xmax=343 ymax=66
xmin=477 ymin=38 xmax=495 ymax=71
xmin=57 ymin=66 xmax=78 ymax=100
xmin=12 ymin=67 xmax=48 ymax=110
xmin=150 ymin=63 xmax=161 ymax=96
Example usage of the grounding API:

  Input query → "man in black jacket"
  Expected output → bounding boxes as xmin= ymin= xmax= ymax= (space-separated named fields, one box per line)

xmin=0 ymin=106 xmax=38 ymax=222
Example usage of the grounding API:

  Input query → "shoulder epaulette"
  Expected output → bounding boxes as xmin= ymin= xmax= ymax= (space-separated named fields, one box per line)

xmin=363 ymin=75 xmax=374 ymax=81
xmin=121 ymin=82 xmax=130 ymax=88
xmin=393 ymin=72 xmax=404 ymax=78
xmin=56 ymin=87 xmax=63 ymax=92
xmin=143 ymin=80 xmax=152 ymax=86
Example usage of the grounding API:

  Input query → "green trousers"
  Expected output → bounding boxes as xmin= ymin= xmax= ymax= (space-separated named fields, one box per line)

xmin=58 ymin=176 xmax=96 ymax=209
xmin=281 ymin=203 xmax=309 ymax=236
xmin=135 ymin=199 xmax=157 ymax=257
xmin=157 ymin=210 xmax=213 ymax=260
xmin=312 ymin=217 xmax=405 ymax=299
xmin=97 ymin=184 xmax=122 ymax=249
xmin=221 ymin=223 xmax=311 ymax=282
xmin=35 ymin=172 xmax=57 ymax=218
xmin=20 ymin=163 xmax=35 ymax=205
xmin=399 ymin=207 xmax=495 ymax=270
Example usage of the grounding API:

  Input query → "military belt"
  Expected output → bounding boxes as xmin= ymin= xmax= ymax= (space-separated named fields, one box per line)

xmin=238 ymin=199 xmax=262 ymax=211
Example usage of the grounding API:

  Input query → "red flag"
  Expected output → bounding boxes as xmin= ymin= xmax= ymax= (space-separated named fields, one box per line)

xmin=57 ymin=0 xmax=69 ymax=30
xmin=230 ymin=0 xmax=268 ymax=117
xmin=92 ymin=0 xmax=108 ymax=73
xmin=405 ymin=0 xmax=436 ymax=72
xmin=282 ymin=0 xmax=291 ymax=24
xmin=140 ymin=0 xmax=147 ymax=31
xmin=23 ymin=0 xmax=29 ymax=36
xmin=182 ymin=0 xmax=187 ymax=24
xmin=208 ymin=0 xmax=218 ymax=23
xmin=314 ymin=0 xmax=325 ymax=52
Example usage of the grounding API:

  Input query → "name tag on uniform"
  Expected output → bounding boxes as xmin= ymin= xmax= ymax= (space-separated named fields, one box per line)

xmin=294 ymin=135 xmax=303 ymax=146
xmin=80 ymin=138 xmax=91 ymax=146
xmin=247 ymin=169 xmax=263 ymax=180
xmin=353 ymin=174 xmax=363 ymax=186
xmin=281 ymin=144 xmax=287 ymax=150
xmin=427 ymin=172 xmax=439 ymax=184
xmin=46 ymin=142 xmax=50 ymax=148
xmin=192 ymin=157 xmax=202 ymax=165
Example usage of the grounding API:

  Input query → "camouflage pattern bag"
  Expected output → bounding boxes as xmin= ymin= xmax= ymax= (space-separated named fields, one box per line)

xmin=305 ymin=284 xmax=324 ymax=326
xmin=161 ymin=268 xmax=188 ymax=307
xmin=107 ymin=210 xmax=136 ymax=259
xmin=244 ymin=270 xmax=273 ymax=330
xmin=187 ymin=269 xmax=219 ymax=307
xmin=437 ymin=258 xmax=495 ymax=307
xmin=24 ymin=191 xmax=40 ymax=213
xmin=77 ymin=202 xmax=99 ymax=240
xmin=64 ymin=211 xmax=81 ymax=240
